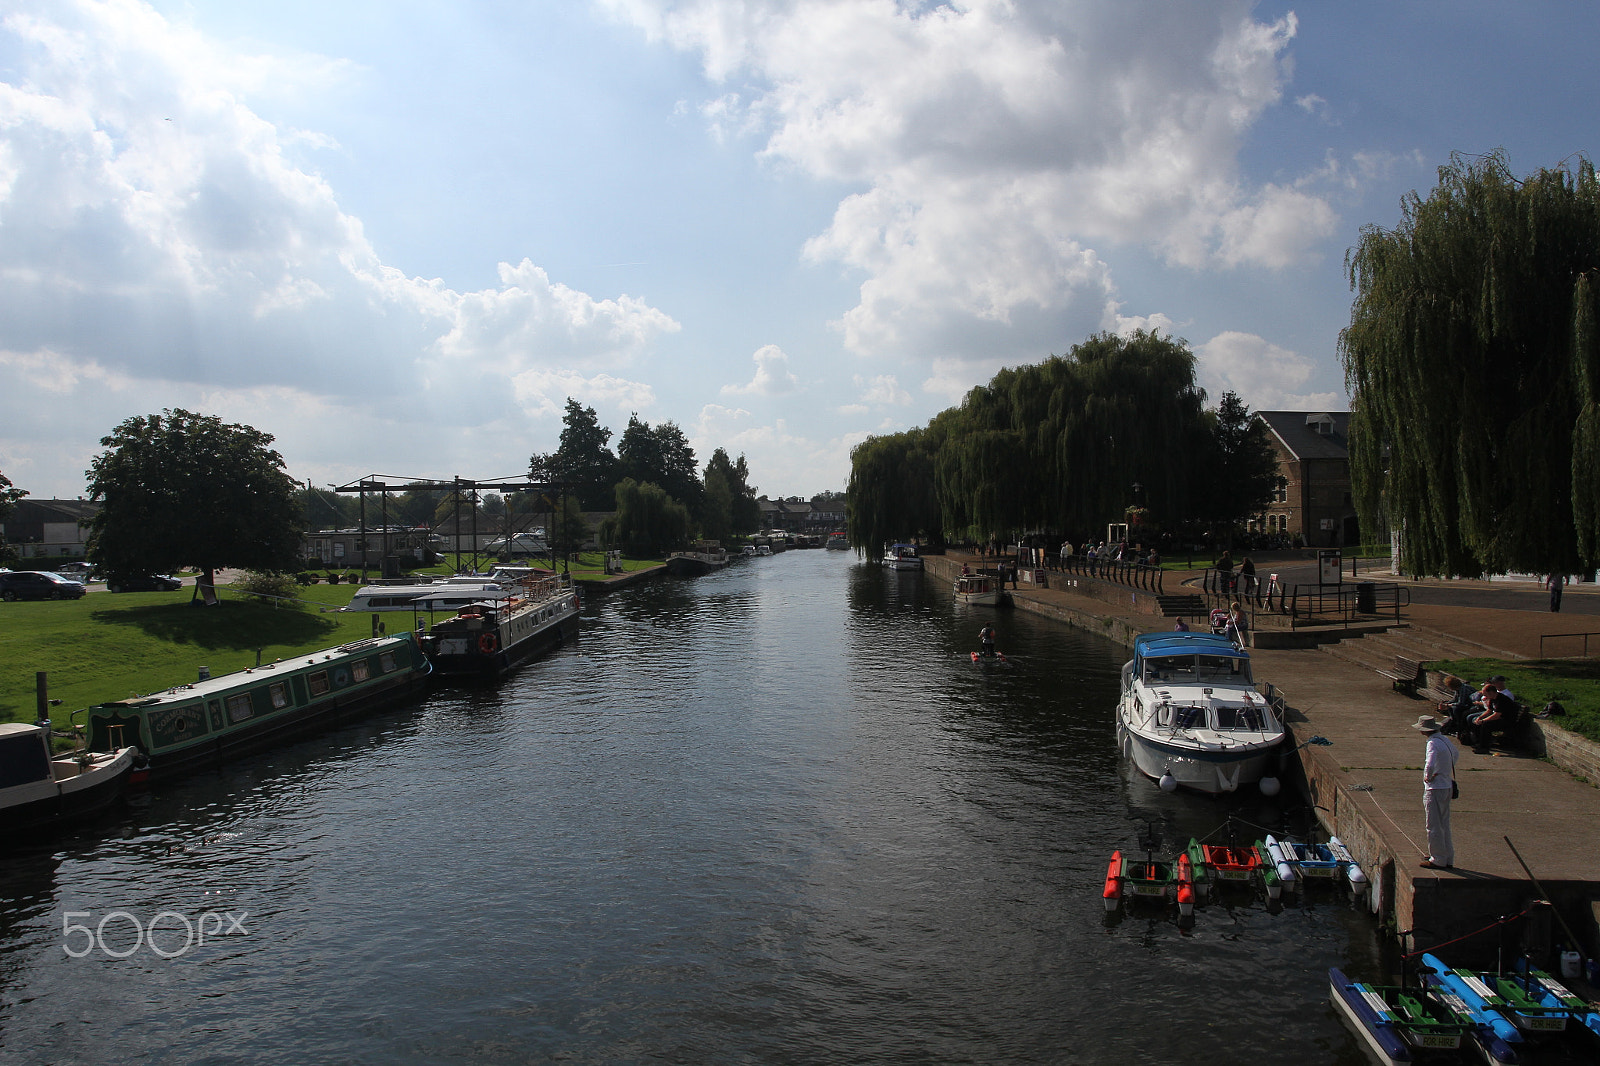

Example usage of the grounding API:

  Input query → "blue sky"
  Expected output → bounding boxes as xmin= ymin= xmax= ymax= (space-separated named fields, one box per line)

xmin=1 ymin=0 xmax=1595 ymax=501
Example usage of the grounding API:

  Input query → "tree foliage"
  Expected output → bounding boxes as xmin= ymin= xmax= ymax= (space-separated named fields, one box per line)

xmin=86 ymin=409 xmax=303 ymax=586
xmin=1192 ymin=392 xmax=1280 ymax=533
xmin=848 ymin=331 xmax=1217 ymax=551
xmin=600 ymin=478 xmax=690 ymax=557
xmin=1340 ymin=151 xmax=1600 ymax=576
xmin=0 ymin=468 xmax=26 ymax=564
xmin=703 ymin=447 xmax=759 ymax=536
xmin=531 ymin=398 xmax=620 ymax=510
xmin=618 ymin=414 xmax=701 ymax=514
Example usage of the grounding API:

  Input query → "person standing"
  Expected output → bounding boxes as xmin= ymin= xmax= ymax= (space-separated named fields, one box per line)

xmin=1548 ymin=573 xmax=1564 ymax=613
xmin=1416 ymin=715 xmax=1457 ymax=870
xmin=979 ymin=624 xmax=997 ymax=659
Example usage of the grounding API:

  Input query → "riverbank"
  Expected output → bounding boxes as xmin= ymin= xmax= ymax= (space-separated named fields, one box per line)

xmin=927 ymin=552 xmax=1600 ymax=969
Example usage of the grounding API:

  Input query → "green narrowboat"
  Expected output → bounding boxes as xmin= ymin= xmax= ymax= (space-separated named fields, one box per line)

xmin=81 ymin=633 xmax=432 ymax=781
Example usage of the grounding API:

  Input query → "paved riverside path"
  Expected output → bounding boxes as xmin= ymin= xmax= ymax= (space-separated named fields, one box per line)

xmin=929 ymin=551 xmax=1600 ymax=962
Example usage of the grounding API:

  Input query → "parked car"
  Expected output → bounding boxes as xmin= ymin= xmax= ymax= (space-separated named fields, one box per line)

xmin=56 ymin=561 xmax=92 ymax=576
xmin=0 ymin=571 xmax=88 ymax=600
xmin=105 ymin=574 xmax=183 ymax=593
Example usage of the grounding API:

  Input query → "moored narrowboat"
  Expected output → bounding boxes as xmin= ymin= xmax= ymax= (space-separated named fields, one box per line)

xmin=81 ymin=633 xmax=432 ymax=780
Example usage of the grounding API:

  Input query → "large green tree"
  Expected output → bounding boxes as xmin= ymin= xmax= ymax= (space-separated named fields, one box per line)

xmin=847 ymin=429 xmax=941 ymax=553
xmin=618 ymin=415 xmax=701 ymax=513
xmin=530 ymin=398 xmax=620 ymax=510
xmin=702 ymin=447 xmax=759 ymax=536
xmin=86 ymin=409 xmax=303 ymax=590
xmin=1192 ymin=391 xmax=1280 ymax=540
xmin=1341 ymin=151 xmax=1600 ymax=576
xmin=600 ymin=478 xmax=690 ymax=557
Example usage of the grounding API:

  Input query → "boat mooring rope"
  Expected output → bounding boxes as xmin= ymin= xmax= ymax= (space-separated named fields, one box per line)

xmin=1400 ymin=905 xmax=1534 ymax=960
xmin=1341 ymin=782 xmax=1427 ymax=859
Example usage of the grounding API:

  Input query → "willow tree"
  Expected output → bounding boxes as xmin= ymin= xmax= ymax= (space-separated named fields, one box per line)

xmin=847 ymin=430 xmax=939 ymax=553
xmin=1341 ymin=151 xmax=1600 ymax=576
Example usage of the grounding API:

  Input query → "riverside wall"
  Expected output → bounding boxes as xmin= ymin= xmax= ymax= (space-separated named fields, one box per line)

xmin=922 ymin=552 xmax=1600 ymax=966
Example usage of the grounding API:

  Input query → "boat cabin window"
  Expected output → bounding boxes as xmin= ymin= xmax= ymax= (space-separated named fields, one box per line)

xmin=308 ymin=671 xmax=331 ymax=697
xmin=1143 ymin=656 xmax=1196 ymax=684
xmin=1197 ymin=655 xmax=1249 ymax=683
xmin=1215 ymin=704 xmax=1265 ymax=730
xmin=225 ymin=693 xmax=254 ymax=723
xmin=1172 ymin=706 xmax=1205 ymax=730
xmin=352 ymin=660 xmax=370 ymax=682
xmin=379 ymin=651 xmax=397 ymax=673
xmin=268 ymin=682 xmax=290 ymax=710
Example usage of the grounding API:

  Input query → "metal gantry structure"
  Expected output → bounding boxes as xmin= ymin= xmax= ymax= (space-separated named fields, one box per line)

xmin=331 ymin=474 xmax=571 ymax=578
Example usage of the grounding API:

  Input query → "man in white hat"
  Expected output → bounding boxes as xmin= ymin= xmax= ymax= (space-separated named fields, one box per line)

xmin=1416 ymin=714 xmax=1457 ymax=869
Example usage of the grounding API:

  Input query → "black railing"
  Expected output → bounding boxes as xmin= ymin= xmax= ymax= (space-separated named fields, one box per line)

xmin=1281 ymin=582 xmax=1409 ymax=624
xmin=1537 ymin=631 xmax=1600 ymax=658
xmin=1057 ymin=552 xmax=1166 ymax=596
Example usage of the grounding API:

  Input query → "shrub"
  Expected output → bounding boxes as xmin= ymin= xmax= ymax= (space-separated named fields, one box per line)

xmin=237 ymin=571 xmax=304 ymax=606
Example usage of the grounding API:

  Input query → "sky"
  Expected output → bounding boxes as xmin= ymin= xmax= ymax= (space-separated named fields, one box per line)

xmin=1 ymin=1 xmax=1596 ymax=502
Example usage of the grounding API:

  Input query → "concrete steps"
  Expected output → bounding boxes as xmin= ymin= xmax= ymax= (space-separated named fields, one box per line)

xmin=1318 ymin=623 xmax=1511 ymax=691
xmin=1155 ymin=594 xmax=1204 ymax=617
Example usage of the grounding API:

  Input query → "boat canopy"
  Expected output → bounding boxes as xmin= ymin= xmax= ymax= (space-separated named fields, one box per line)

xmin=1133 ymin=632 xmax=1252 ymax=686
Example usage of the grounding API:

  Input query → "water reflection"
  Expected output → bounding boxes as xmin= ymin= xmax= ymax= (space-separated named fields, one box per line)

xmin=0 ymin=550 xmax=1408 ymax=1064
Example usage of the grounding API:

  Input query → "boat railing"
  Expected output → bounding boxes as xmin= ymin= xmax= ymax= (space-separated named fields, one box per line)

xmin=1058 ymin=553 xmax=1165 ymax=595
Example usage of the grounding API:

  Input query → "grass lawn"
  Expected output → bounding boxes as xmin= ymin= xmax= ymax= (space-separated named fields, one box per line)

xmin=0 ymin=583 xmax=370 ymax=728
xmin=1431 ymin=656 xmax=1600 ymax=746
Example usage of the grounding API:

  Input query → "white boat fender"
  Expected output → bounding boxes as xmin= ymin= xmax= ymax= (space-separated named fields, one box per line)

xmin=1258 ymin=775 xmax=1281 ymax=797
xmin=1265 ymin=835 xmax=1296 ymax=885
xmin=1158 ymin=771 xmax=1178 ymax=793
xmin=1329 ymin=836 xmax=1368 ymax=889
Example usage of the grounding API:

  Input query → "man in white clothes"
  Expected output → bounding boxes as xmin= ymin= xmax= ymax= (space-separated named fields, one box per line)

xmin=1416 ymin=715 xmax=1457 ymax=870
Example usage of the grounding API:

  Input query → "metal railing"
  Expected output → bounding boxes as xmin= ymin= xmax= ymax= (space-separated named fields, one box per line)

xmin=1056 ymin=552 xmax=1166 ymax=595
xmin=1537 ymin=631 xmax=1600 ymax=658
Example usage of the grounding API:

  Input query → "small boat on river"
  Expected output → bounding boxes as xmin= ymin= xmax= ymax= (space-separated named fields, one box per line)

xmin=1103 ymin=848 xmax=1197 ymax=916
xmin=81 ymin=634 xmax=432 ymax=781
xmin=1188 ymin=838 xmax=1281 ymax=900
xmin=883 ymin=544 xmax=922 ymax=571
xmin=1329 ymin=966 xmax=1479 ymax=1064
xmin=825 ymin=532 xmax=849 ymax=550
xmin=343 ymin=576 xmax=512 ymax=613
xmin=418 ymin=572 xmax=580 ymax=678
xmin=0 ymin=722 xmax=137 ymax=837
xmin=953 ymin=573 xmax=1001 ymax=606
xmin=665 ymin=543 xmax=730 ymax=577
xmin=1116 ymin=632 xmax=1285 ymax=795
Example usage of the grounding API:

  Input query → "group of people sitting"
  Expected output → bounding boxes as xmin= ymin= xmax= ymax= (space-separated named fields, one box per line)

xmin=1436 ymin=674 xmax=1523 ymax=752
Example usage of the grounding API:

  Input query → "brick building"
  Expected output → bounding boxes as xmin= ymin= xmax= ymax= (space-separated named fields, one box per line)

xmin=1253 ymin=411 xmax=1359 ymax=548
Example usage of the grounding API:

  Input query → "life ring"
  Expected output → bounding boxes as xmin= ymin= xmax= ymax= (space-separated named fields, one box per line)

xmin=478 ymin=632 xmax=499 ymax=655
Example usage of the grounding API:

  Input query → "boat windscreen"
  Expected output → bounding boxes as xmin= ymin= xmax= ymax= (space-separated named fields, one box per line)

xmin=1215 ymin=704 xmax=1268 ymax=730
xmin=1197 ymin=655 xmax=1250 ymax=683
xmin=1143 ymin=655 xmax=1197 ymax=684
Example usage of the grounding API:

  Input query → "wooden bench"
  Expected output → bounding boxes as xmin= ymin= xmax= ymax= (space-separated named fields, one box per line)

xmin=1377 ymin=655 xmax=1427 ymax=695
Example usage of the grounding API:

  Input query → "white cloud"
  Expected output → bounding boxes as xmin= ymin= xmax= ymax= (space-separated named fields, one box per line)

xmin=510 ymin=369 xmax=658 ymax=419
xmin=0 ymin=0 xmax=680 ymax=493
xmin=607 ymin=0 xmax=1333 ymax=359
xmin=851 ymin=372 xmax=909 ymax=406
xmin=1197 ymin=330 xmax=1344 ymax=410
xmin=721 ymin=343 xmax=800 ymax=395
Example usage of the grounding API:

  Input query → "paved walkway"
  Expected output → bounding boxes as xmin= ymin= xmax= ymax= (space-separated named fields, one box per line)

xmin=933 ymin=551 xmax=1600 ymax=963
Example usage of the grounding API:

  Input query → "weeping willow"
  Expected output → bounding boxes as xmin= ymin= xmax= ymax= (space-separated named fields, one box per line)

xmin=1341 ymin=151 xmax=1600 ymax=576
xmin=848 ymin=331 xmax=1213 ymax=550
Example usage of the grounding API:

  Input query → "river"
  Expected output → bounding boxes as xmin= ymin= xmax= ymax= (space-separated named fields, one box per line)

xmin=3 ymin=549 xmax=1400 ymax=1063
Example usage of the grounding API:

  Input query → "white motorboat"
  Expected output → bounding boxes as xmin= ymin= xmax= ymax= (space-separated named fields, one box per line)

xmin=953 ymin=573 xmax=1001 ymax=606
xmin=342 ymin=576 xmax=511 ymax=613
xmin=1116 ymin=632 xmax=1286 ymax=795
xmin=883 ymin=544 xmax=923 ymax=570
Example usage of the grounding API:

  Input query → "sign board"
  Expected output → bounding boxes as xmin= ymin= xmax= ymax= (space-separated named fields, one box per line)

xmin=1319 ymin=549 xmax=1342 ymax=585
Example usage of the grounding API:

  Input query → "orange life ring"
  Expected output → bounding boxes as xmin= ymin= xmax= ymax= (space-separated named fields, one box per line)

xmin=478 ymin=632 xmax=499 ymax=654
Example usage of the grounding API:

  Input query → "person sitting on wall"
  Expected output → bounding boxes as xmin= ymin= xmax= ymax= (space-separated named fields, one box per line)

xmin=1436 ymin=676 xmax=1476 ymax=737
xmin=1465 ymin=682 xmax=1522 ymax=752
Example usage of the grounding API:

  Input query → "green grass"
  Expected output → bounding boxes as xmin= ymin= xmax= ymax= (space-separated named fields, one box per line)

xmin=1431 ymin=656 xmax=1600 ymax=745
xmin=0 ymin=584 xmax=371 ymax=728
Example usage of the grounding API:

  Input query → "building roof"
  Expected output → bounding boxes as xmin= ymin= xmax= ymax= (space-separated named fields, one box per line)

xmin=1255 ymin=411 xmax=1350 ymax=462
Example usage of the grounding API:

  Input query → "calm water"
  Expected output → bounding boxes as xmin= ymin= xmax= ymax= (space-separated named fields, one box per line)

xmin=3 ymin=550 xmax=1390 ymax=1064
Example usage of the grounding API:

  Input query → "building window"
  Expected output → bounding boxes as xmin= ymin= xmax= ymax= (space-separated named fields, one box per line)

xmin=1273 ymin=477 xmax=1289 ymax=504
